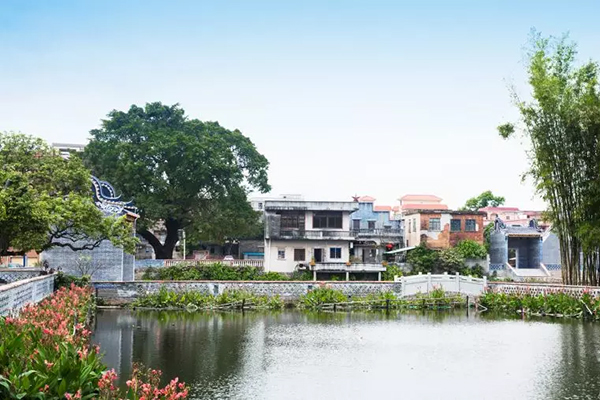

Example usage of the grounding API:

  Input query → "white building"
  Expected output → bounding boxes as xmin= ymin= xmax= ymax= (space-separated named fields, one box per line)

xmin=250 ymin=194 xmax=304 ymax=212
xmin=52 ymin=143 xmax=85 ymax=159
xmin=263 ymin=200 xmax=385 ymax=280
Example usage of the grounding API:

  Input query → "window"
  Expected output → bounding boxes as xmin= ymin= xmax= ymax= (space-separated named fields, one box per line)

xmin=329 ymin=247 xmax=342 ymax=259
xmin=352 ymin=219 xmax=360 ymax=230
xmin=506 ymin=215 xmax=511 ymax=220
xmin=450 ymin=219 xmax=461 ymax=232
xmin=294 ymin=248 xmax=306 ymax=261
xmin=465 ymin=219 xmax=477 ymax=232
xmin=413 ymin=218 xmax=417 ymax=232
xmin=313 ymin=212 xmax=343 ymax=229
xmin=258 ymin=202 xmax=263 ymax=210
xmin=368 ymin=221 xmax=376 ymax=230
xmin=280 ymin=211 xmax=305 ymax=230
xmin=277 ymin=249 xmax=286 ymax=260
xmin=408 ymin=219 xmax=412 ymax=233
xmin=429 ymin=218 xmax=441 ymax=231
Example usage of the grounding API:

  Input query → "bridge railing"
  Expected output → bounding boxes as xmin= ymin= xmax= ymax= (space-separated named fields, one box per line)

xmin=163 ymin=259 xmax=264 ymax=268
xmin=394 ymin=272 xmax=486 ymax=297
xmin=0 ymin=274 xmax=55 ymax=316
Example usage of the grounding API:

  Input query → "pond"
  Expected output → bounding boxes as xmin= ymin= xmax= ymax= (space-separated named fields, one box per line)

xmin=92 ymin=309 xmax=600 ymax=400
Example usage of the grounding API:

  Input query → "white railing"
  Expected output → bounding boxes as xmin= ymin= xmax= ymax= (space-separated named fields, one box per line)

xmin=394 ymin=273 xmax=487 ymax=297
xmin=164 ymin=259 xmax=264 ymax=268
xmin=312 ymin=263 xmax=386 ymax=272
xmin=0 ymin=274 xmax=55 ymax=316
xmin=539 ymin=263 xmax=551 ymax=277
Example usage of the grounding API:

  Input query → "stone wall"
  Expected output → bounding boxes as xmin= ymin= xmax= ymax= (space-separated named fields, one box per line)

xmin=0 ymin=268 xmax=43 ymax=284
xmin=0 ymin=274 xmax=55 ymax=316
xmin=93 ymin=280 xmax=402 ymax=304
xmin=487 ymin=281 xmax=600 ymax=298
xmin=41 ymin=239 xmax=133 ymax=282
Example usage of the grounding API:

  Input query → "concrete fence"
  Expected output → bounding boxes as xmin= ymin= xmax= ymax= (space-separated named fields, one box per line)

xmin=0 ymin=267 xmax=44 ymax=284
xmin=163 ymin=259 xmax=265 ymax=268
xmin=395 ymin=273 xmax=487 ymax=297
xmin=0 ymin=274 xmax=55 ymax=316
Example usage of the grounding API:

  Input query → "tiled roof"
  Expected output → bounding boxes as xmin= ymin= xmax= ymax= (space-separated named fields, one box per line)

xmin=374 ymin=205 xmax=392 ymax=212
xmin=479 ymin=206 xmax=520 ymax=212
xmin=402 ymin=203 xmax=449 ymax=210
xmin=392 ymin=206 xmax=400 ymax=212
xmin=359 ymin=195 xmax=376 ymax=202
xmin=400 ymin=194 xmax=442 ymax=201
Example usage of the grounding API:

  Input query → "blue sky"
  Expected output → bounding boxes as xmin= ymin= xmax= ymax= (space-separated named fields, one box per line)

xmin=1 ymin=1 xmax=599 ymax=209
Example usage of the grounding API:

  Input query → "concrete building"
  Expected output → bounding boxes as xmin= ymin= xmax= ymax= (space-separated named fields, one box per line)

xmin=52 ymin=143 xmax=85 ymax=159
xmin=263 ymin=200 xmax=384 ymax=280
xmin=398 ymin=194 xmax=448 ymax=214
xmin=250 ymin=194 xmax=304 ymax=212
xmin=350 ymin=196 xmax=403 ymax=263
xmin=479 ymin=206 xmax=546 ymax=228
xmin=403 ymin=210 xmax=485 ymax=249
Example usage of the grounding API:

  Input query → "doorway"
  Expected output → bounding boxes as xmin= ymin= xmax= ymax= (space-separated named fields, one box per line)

xmin=508 ymin=248 xmax=518 ymax=268
xmin=314 ymin=248 xmax=323 ymax=263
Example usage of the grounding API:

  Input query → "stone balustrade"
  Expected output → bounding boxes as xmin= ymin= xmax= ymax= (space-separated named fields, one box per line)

xmin=0 ymin=274 xmax=55 ymax=316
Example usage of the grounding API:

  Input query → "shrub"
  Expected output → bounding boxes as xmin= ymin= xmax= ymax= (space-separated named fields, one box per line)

xmin=142 ymin=263 xmax=315 ymax=281
xmin=437 ymin=248 xmax=465 ymax=274
xmin=54 ymin=271 xmax=90 ymax=289
xmin=299 ymin=287 xmax=347 ymax=309
xmin=455 ymin=240 xmax=488 ymax=259
xmin=406 ymin=244 xmax=438 ymax=274
xmin=0 ymin=285 xmax=189 ymax=399
xmin=382 ymin=264 xmax=403 ymax=281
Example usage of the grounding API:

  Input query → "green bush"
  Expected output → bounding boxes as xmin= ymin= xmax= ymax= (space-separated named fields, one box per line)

xmin=455 ymin=240 xmax=488 ymax=259
xmin=54 ymin=272 xmax=90 ymax=289
xmin=406 ymin=244 xmax=438 ymax=274
xmin=382 ymin=264 xmax=403 ymax=281
xmin=141 ymin=263 xmax=315 ymax=281
xmin=479 ymin=291 xmax=600 ymax=318
xmin=299 ymin=287 xmax=347 ymax=309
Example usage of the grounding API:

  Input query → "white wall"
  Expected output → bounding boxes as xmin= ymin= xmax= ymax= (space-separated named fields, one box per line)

xmin=264 ymin=240 xmax=351 ymax=273
xmin=404 ymin=214 xmax=421 ymax=247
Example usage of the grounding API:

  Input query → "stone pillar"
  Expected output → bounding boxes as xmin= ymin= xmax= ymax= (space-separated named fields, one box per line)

xmin=313 ymin=270 xmax=317 ymax=281
xmin=346 ymin=271 xmax=350 ymax=281
xmin=378 ymin=271 xmax=381 ymax=282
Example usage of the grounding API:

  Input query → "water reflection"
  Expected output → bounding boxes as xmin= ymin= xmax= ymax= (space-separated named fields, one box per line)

xmin=93 ymin=310 xmax=600 ymax=400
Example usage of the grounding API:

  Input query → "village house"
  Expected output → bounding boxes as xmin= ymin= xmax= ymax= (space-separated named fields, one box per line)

xmin=263 ymin=200 xmax=385 ymax=280
xmin=479 ymin=206 xmax=547 ymax=229
xmin=398 ymin=194 xmax=448 ymax=214
xmin=350 ymin=196 xmax=403 ymax=263
xmin=403 ymin=209 xmax=485 ymax=249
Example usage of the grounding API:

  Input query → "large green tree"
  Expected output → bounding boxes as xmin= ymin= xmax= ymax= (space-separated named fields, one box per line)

xmin=83 ymin=102 xmax=270 ymax=259
xmin=0 ymin=132 xmax=136 ymax=256
xmin=461 ymin=190 xmax=505 ymax=211
xmin=499 ymin=32 xmax=600 ymax=285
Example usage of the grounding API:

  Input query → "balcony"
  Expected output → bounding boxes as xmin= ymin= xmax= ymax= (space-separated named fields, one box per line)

xmin=273 ymin=229 xmax=355 ymax=240
xmin=309 ymin=262 xmax=386 ymax=272
xmin=351 ymin=228 xmax=403 ymax=239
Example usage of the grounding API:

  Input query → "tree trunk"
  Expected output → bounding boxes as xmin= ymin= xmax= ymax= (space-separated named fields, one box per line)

xmin=138 ymin=219 xmax=181 ymax=260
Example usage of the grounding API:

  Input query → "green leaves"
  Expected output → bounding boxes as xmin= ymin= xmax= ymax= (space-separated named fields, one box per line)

xmin=0 ymin=132 xmax=138 ymax=256
xmin=83 ymin=102 xmax=270 ymax=258
xmin=461 ymin=190 xmax=505 ymax=211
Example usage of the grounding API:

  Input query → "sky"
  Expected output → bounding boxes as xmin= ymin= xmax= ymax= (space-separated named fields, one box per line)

xmin=1 ymin=1 xmax=599 ymax=210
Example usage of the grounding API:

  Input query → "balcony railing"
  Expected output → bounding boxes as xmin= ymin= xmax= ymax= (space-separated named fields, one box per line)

xmin=310 ymin=262 xmax=386 ymax=272
xmin=351 ymin=228 xmax=402 ymax=238
xmin=276 ymin=230 xmax=354 ymax=239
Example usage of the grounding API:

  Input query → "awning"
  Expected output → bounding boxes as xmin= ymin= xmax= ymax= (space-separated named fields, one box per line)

xmin=384 ymin=246 xmax=415 ymax=255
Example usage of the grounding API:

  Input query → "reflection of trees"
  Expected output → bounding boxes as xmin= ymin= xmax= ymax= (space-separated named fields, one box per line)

xmin=544 ymin=322 xmax=600 ymax=400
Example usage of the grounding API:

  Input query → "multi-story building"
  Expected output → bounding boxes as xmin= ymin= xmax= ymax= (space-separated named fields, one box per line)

xmin=52 ymin=143 xmax=85 ymax=159
xmin=249 ymin=194 xmax=304 ymax=212
xmin=479 ymin=206 xmax=547 ymax=229
xmin=398 ymin=194 xmax=448 ymax=215
xmin=263 ymin=200 xmax=385 ymax=280
xmin=403 ymin=209 xmax=485 ymax=249
xmin=350 ymin=196 xmax=403 ymax=263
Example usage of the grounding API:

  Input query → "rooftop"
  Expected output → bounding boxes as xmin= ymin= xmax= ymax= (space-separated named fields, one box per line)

xmin=358 ymin=195 xmax=376 ymax=202
xmin=402 ymin=203 xmax=449 ymax=210
xmin=374 ymin=205 xmax=392 ymax=212
xmin=479 ymin=206 xmax=520 ymax=212
xmin=264 ymin=200 xmax=359 ymax=212
xmin=399 ymin=194 xmax=443 ymax=202
xmin=403 ymin=209 xmax=486 ymax=216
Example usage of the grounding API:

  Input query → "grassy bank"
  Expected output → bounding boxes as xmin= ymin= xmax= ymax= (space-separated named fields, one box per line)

xmin=131 ymin=286 xmax=466 ymax=311
xmin=479 ymin=290 xmax=600 ymax=319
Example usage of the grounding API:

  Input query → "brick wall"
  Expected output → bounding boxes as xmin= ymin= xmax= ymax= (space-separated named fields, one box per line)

xmin=419 ymin=213 xmax=484 ymax=249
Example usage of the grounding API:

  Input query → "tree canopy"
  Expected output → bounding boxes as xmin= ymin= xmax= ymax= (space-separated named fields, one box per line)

xmin=83 ymin=102 xmax=270 ymax=259
xmin=499 ymin=32 xmax=600 ymax=285
xmin=0 ymin=132 xmax=136 ymax=257
xmin=461 ymin=191 xmax=505 ymax=211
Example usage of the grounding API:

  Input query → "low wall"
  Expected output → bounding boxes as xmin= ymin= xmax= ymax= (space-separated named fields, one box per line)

xmin=0 ymin=274 xmax=55 ymax=316
xmin=0 ymin=268 xmax=43 ymax=284
xmin=93 ymin=281 xmax=402 ymax=304
xmin=487 ymin=281 xmax=600 ymax=298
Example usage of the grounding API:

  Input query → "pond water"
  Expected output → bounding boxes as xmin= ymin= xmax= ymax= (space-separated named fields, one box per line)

xmin=92 ymin=309 xmax=600 ymax=400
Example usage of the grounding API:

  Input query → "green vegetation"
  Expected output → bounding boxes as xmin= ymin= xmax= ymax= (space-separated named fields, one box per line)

xmin=499 ymin=32 xmax=600 ymax=286
xmin=406 ymin=243 xmax=485 ymax=276
xmin=299 ymin=286 xmax=465 ymax=311
xmin=382 ymin=264 xmax=403 ymax=281
xmin=0 ymin=132 xmax=137 ymax=258
xmin=480 ymin=290 xmax=600 ymax=319
xmin=83 ymin=102 xmax=270 ymax=259
xmin=141 ymin=263 xmax=312 ymax=281
xmin=132 ymin=287 xmax=284 ymax=310
xmin=461 ymin=190 xmax=505 ymax=212
xmin=54 ymin=271 xmax=91 ymax=290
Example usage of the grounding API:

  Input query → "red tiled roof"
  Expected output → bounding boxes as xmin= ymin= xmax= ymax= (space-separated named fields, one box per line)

xmin=402 ymin=203 xmax=449 ymax=210
xmin=359 ymin=195 xmax=376 ymax=202
xmin=400 ymin=194 xmax=442 ymax=201
xmin=374 ymin=205 xmax=392 ymax=212
xmin=392 ymin=206 xmax=400 ymax=212
xmin=479 ymin=206 xmax=520 ymax=212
